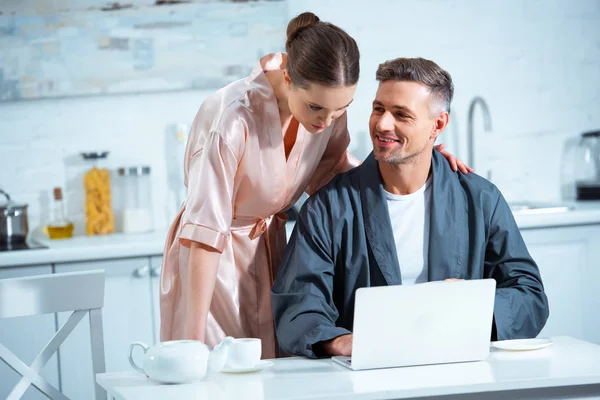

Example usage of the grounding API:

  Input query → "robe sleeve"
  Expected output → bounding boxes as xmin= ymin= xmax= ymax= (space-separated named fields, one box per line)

xmin=486 ymin=193 xmax=550 ymax=339
xmin=179 ymin=116 xmax=244 ymax=252
xmin=305 ymin=112 xmax=361 ymax=195
xmin=271 ymin=196 xmax=350 ymax=358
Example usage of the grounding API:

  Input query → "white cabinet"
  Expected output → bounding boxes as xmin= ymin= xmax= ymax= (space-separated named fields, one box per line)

xmin=150 ymin=256 xmax=163 ymax=344
xmin=521 ymin=225 xmax=600 ymax=344
xmin=55 ymin=258 xmax=154 ymax=399
xmin=0 ymin=265 xmax=60 ymax=400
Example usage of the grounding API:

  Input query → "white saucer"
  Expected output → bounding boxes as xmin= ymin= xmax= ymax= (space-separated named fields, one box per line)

xmin=222 ymin=360 xmax=273 ymax=374
xmin=491 ymin=338 xmax=554 ymax=351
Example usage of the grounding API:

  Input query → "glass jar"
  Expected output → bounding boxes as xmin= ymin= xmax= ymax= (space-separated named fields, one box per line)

xmin=116 ymin=166 xmax=153 ymax=233
xmin=82 ymin=152 xmax=115 ymax=236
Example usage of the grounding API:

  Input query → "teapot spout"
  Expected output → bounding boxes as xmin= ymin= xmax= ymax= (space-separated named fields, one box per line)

xmin=207 ymin=336 xmax=234 ymax=375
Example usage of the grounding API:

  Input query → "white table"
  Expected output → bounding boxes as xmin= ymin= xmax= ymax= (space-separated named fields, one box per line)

xmin=97 ymin=336 xmax=600 ymax=400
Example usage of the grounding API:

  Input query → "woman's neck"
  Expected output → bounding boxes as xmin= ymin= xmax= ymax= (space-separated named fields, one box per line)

xmin=266 ymin=70 xmax=292 ymax=125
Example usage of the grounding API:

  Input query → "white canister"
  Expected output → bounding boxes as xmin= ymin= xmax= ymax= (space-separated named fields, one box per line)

xmin=116 ymin=166 xmax=153 ymax=233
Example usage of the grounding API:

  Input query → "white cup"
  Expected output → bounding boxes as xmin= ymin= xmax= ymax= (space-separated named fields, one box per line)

xmin=226 ymin=338 xmax=261 ymax=369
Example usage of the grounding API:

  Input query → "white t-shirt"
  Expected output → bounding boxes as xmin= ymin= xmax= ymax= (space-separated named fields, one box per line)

xmin=384 ymin=177 xmax=432 ymax=285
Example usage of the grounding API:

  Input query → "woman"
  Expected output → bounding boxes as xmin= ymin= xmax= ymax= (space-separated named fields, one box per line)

xmin=160 ymin=12 xmax=469 ymax=359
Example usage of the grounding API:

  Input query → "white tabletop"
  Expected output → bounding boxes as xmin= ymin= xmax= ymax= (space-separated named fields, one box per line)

xmin=97 ymin=337 xmax=600 ymax=400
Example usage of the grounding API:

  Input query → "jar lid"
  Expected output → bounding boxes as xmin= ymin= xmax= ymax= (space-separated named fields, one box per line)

xmin=582 ymin=130 xmax=600 ymax=138
xmin=81 ymin=151 xmax=109 ymax=160
xmin=118 ymin=166 xmax=151 ymax=176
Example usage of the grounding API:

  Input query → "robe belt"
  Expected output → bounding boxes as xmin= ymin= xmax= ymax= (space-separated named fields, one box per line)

xmin=230 ymin=212 xmax=289 ymax=290
xmin=230 ymin=212 xmax=289 ymax=240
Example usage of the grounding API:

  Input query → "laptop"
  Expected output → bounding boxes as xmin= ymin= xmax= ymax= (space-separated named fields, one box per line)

xmin=332 ymin=279 xmax=496 ymax=371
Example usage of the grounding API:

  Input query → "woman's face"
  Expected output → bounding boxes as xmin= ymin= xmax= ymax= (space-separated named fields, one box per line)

xmin=285 ymin=74 xmax=356 ymax=134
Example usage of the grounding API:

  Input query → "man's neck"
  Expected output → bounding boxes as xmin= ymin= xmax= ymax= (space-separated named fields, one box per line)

xmin=379 ymin=149 xmax=433 ymax=195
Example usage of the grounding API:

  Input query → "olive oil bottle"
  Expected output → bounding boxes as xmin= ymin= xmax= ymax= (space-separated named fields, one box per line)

xmin=47 ymin=187 xmax=74 ymax=239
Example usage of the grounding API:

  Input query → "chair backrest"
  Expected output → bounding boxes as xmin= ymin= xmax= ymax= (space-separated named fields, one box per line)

xmin=0 ymin=270 xmax=107 ymax=400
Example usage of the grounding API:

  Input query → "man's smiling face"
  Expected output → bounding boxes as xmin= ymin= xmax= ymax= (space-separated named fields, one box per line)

xmin=369 ymin=80 xmax=439 ymax=165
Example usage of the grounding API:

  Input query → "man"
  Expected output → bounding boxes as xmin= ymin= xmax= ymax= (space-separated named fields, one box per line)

xmin=271 ymin=57 xmax=549 ymax=358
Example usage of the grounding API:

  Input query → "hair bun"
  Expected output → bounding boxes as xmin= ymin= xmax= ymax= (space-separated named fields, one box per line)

xmin=286 ymin=12 xmax=320 ymax=51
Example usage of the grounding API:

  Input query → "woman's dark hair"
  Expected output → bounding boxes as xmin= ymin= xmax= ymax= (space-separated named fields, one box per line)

xmin=285 ymin=12 xmax=360 ymax=88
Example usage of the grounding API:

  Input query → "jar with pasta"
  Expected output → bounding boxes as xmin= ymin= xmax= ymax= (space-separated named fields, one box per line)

xmin=81 ymin=152 xmax=115 ymax=236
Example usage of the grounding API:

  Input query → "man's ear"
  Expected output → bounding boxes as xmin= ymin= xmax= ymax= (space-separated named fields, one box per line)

xmin=431 ymin=111 xmax=449 ymax=140
xmin=283 ymin=69 xmax=293 ymax=90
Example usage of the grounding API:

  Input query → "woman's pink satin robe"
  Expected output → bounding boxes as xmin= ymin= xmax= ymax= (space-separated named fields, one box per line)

xmin=159 ymin=53 xmax=359 ymax=359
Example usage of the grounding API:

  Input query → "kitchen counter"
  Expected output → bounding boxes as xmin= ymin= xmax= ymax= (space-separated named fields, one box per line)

xmin=0 ymin=224 xmax=298 ymax=268
xmin=3 ymin=201 xmax=600 ymax=268
xmin=513 ymin=200 xmax=600 ymax=229
xmin=0 ymin=230 xmax=169 ymax=268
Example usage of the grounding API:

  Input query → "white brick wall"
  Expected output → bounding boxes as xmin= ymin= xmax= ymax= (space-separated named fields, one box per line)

xmin=291 ymin=0 xmax=600 ymax=200
xmin=0 ymin=90 xmax=211 ymax=235
xmin=1 ymin=0 xmax=600 ymax=235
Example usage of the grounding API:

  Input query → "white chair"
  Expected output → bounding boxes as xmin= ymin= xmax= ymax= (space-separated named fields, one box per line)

xmin=0 ymin=270 xmax=106 ymax=400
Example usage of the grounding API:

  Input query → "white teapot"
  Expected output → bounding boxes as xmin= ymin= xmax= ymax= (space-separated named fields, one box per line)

xmin=128 ymin=337 xmax=234 ymax=384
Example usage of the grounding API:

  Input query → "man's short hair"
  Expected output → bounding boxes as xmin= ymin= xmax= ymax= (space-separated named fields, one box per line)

xmin=376 ymin=58 xmax=454 ymax=115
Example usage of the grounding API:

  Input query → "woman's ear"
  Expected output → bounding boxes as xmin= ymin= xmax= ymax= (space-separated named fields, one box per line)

xmin=283 ymin=70 xmax=293 ymax=90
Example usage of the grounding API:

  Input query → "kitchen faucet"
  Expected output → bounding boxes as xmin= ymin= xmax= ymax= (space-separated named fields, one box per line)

xmin=466 ymin=96 xmax=493 ymax=172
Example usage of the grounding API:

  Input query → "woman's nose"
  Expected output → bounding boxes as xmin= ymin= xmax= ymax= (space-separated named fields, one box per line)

xmin=319 ymin=113 xmax=334 ymax=128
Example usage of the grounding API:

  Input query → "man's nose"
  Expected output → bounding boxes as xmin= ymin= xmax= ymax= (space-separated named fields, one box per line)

xmin=376 ymin=111 xmax=394 ymax=132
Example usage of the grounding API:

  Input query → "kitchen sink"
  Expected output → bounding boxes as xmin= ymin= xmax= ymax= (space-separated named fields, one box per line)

xmin=509 ymin=202 xmax=573 ymax=214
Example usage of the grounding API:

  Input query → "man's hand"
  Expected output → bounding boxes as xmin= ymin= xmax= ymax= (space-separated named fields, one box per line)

xmin=444 ymin=278 xmax=465 ymax=282
xmin=320 ymin=334 xmax=353 ymax=357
